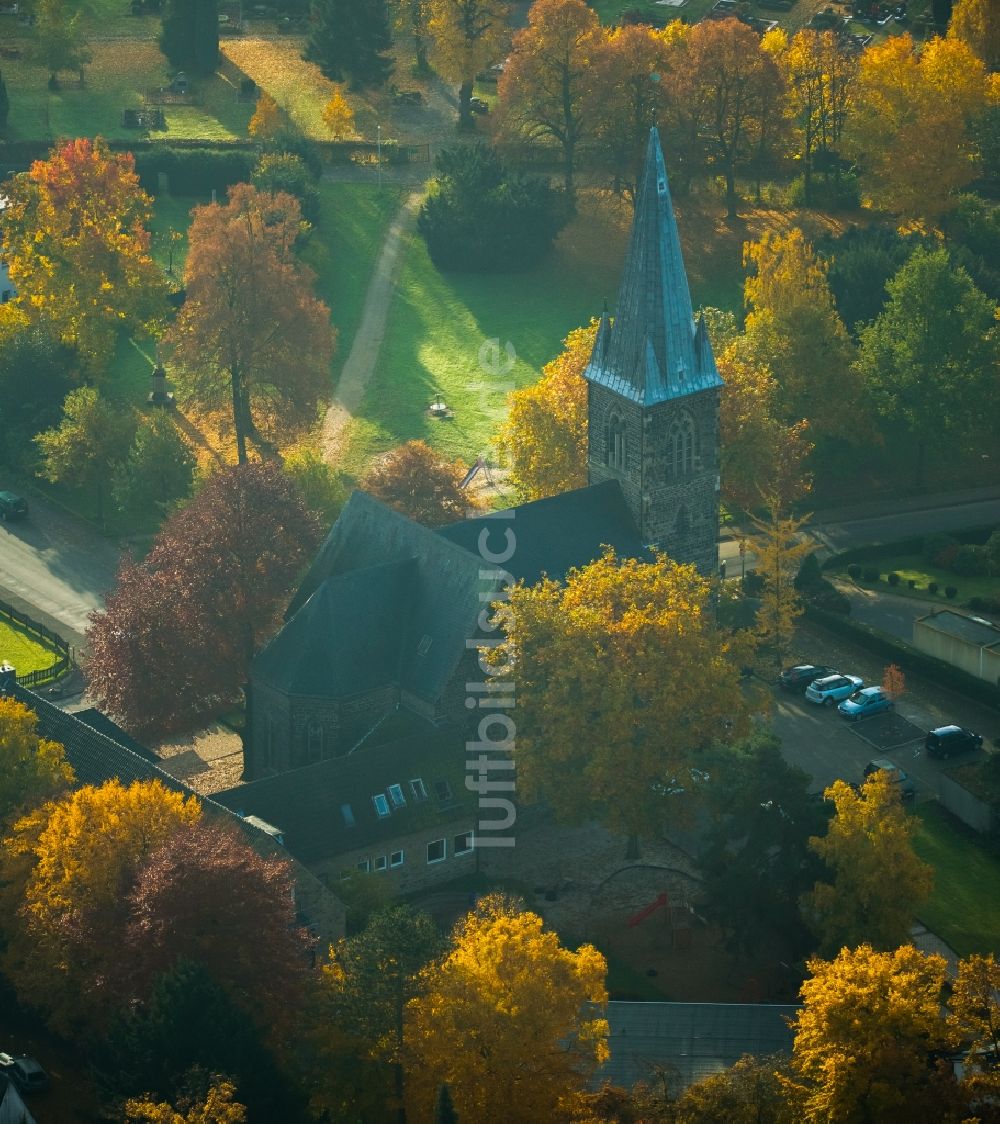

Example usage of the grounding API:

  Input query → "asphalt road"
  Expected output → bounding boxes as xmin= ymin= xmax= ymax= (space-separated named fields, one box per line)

xmin=0 ymin=490 xmax=121 ymax=650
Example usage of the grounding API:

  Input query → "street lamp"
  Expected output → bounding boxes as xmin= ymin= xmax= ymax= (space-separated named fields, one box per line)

xmin=377 ymin=123 xmax=382 ymax=190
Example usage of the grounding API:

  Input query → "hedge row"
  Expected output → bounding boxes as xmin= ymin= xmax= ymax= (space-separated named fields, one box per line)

xmin=821 ymin=526 xmax=996 ymax=572
xmin=804 ymin=605 xmax=1000 ymax=713
xmin=132 ymin=146 xmax=257 ymax=195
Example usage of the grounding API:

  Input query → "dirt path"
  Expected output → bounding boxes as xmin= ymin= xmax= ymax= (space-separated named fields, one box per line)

xmin=320 ymin=189 xmax=424 ymax=464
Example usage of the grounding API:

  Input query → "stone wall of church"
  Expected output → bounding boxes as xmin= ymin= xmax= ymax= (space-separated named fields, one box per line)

xmin=643 ymin=388 xmax=721 ymax=576
xmin=587 ymin=384 xmax=646 ymax=522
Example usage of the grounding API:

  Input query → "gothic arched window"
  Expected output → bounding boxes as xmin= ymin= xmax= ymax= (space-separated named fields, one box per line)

xmin=607 ymin=411 xmax=626 ymax=471
xmin=668 ymin=411 xmax=696 ymax=479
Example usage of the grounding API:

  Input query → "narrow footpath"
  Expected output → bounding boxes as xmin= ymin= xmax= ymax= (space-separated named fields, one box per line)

xmin=320 ymin=190 xmax=424 ymax=464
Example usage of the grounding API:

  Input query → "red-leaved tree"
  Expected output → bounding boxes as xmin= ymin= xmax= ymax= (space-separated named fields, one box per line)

xmin=86 ymin=461 xmax=320 ymax=735
xmin=123 ymin=819 xmax=313 ymax=1036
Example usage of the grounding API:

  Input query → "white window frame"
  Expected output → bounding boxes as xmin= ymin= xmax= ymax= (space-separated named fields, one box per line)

xmin=387 ymin=783 xmax=406 ymax=808
xmin=434 ymin=780 xmax=453 ymax=802
xmin=426 ymin=838 xmax=446 ymax=864
xmin=409 ymin=778 xmax=429 ymax=802
xmin=372 ymin=793 xmax=391 ymax=818
xmin=374 ymin=855 xmax=388 ymax=872
xmin=453 ymin=831 xmax=474 ymax=856
xmin=356 ymin=859 xmax=370 ymax=873
xmin=390 ymin=850 xmax=404 ymax=868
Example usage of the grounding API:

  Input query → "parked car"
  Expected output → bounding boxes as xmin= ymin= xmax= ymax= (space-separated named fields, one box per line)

xmin=469 ymin=96 xmax=489 ymax=115
xmin=0 ymin=1052 xmax=49 ymax=1094
xmin=805 ymin=673 xmax=864 ymax=706
xmin=779 ymin=663 xmax=836 ymax=691
xmin=864 ymin=758 xmax=916 ymax=800
xmin=925 ymin=725 xmax=983 ymax=759
xmin=0 ymin=491 xmax=28 ymax=521
xmin=838 ymin=686 xmax=895 ymax=721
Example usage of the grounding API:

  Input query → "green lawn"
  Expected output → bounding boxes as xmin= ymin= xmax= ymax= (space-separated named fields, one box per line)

xmin=302 ymin=183 xmax=407 ymax=382
xmin=2 ymin=42 xmax=252 ymax=144
xmin=0 ymin=617 xmax=62 ymax=675
xmin=836 ymin=554 xmax=1000 ymax=607
xmin=914 ymin=802 xmax=1000 ymax=958
xmin=588 ymin=0 xmax=716 ymax=25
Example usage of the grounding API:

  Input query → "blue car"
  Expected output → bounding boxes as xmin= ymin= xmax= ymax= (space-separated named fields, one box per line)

xmin=838 ymin=686 xmax=894 ymax=720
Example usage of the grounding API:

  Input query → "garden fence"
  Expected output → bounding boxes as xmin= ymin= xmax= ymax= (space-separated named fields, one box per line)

xmin=0 ymin=598 xmax=72 ymax=687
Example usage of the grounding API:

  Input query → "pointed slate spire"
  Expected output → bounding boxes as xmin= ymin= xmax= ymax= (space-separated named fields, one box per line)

xmin=583 ymin=128 xmax=723 ymax=405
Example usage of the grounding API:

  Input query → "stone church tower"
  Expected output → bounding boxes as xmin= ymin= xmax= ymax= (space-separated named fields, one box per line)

xmin=584 ymin=129 xmax=724 ymax=577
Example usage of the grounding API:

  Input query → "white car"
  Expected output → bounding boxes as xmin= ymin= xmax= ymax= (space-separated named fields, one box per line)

xmin=804 ymin=673 xmax=863 ymax=706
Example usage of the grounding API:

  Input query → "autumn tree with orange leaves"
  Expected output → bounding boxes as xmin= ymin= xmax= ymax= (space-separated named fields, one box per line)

xmin=0 ymin=137 xmax=167 ymax=371
xmin=164 ymin=183 xmax=335 ymax=463
xmin=363 ymin=440 xmax=478 ymax=526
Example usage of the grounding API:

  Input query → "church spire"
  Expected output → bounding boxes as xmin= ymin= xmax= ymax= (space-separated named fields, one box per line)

xmin=583 ymin=128 xmax=723 ymax=405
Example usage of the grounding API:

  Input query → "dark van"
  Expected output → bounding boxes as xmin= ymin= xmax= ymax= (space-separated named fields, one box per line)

xmin=0 ymin=492 xmax=28 ymax=521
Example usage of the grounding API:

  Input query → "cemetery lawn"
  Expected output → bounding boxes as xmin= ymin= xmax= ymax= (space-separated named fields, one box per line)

xmin=836 ymin=555 xmax=1000 ymax=606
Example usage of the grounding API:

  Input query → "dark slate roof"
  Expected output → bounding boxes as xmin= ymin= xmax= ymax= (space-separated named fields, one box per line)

xmin=584 ymin=129 xmax=724 ymax=406
xmin=597 ymin=1002 xmax=798 ymax=1093
xmin=284 ymin=491 xmax=499 ymax=706
xmin=438 ymin=480 xmax=650 ymax=587
xmin=73 ymin=707 xmax=161 ymax=763
xmin=254 ymin=559 xmax=414 ymax=698
xmin=916 ymin=610 xmax=1000 ymax=649
xmin=214 ymin=723 xmax=473 ymax=864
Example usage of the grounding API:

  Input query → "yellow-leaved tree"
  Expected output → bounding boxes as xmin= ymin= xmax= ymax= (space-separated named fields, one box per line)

xmin=743 ymin=228 xmax=862 ymax=444
xmin=0 ymin=137 xmax=168 ymax=372
xmin=716 ymin=342 xmax=812 ymax=512
xmin=125 ymin=1079 xmax=246 ymax=1124
xmin=745 ymin=504 xmax=814 ymax=668
xmin=495 ymin=320 xmax=595 ymax=502
xmin=802 ymin=771 xmax=933 ymax=955
xmin=2 ymin=778 xmax=201 ymax=1032
xmin=786 ymin=945 xmax=953 ymax=1122
xmin=486 ymin=549 xmax=763 ymax=842
xmin=248 ymin=92 xmax=282 ymax=139
xmin=775 ymin=29 xmax=857 ymax=205
xmin=405 ymin=894 xmax=608 ymax=1122
xmin=426 ymin=0 xmax=510 ymax=125
xmin=321 ymin=84 xmax=355 ymax=139
xmin=844 ymin=33 xmax=990 ymax=225
xmin=948 ymin=953 xmax=1000 ymax=1104
xmin=949 ymin=0 xmax=1000 ymax=74
xmin=0 ymin=696 xmax=74 ymax=828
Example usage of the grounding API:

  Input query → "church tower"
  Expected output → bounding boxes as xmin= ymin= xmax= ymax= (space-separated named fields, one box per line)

xmin=583 ymin=128 xmax=724 ymax=577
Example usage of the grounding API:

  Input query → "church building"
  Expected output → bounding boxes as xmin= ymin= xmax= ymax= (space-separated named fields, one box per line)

xmin=220 ymin=130 xmax=723 ymax=889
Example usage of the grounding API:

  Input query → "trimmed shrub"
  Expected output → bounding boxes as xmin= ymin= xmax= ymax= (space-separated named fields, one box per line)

xmin=952 ymin=544 xmax=989 ymax=577
xmin=945 ymin=586 xmax=958 ymax=599
xmin=968 ymin=596 xmax=1000 ymax=615
xmin=847 ymin=563 xmax=862 ymax=581
xmin=742 ymin=571 xmax=765 ymax=597
xmin=887 ymin=571 xmax=901 ymax=587
xmin=862 ymin=567 xmax=880 ymax=583
xmin=928 ymin=581 xmax=939 ymax=595
xmin=907 ymin=578 xmax=917 ymax=589
xmin=418 ymin=143 xmax=567 ymax=272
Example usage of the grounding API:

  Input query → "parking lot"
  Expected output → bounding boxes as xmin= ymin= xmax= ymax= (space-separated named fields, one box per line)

xmin=770 ymin=627 xmax=997 ymax=804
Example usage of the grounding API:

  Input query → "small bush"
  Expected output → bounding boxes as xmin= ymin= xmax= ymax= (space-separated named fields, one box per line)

xmin=847 ymin=563 xmax=862 ymax=581
xmin=952 ymin=544 xmax=989 ymax=577
xmin=907 ymin=578 xmax=916 ymax=589
xmin=887 ymin=571 xmax=901 ymax=587
xmin=928 ymin=581 xmax=939 ymax=595
xmin=862 ymin=567 xmax=880 ymax=583
xmin=945 ymin=586 xmax=958 ymax=600
xmin=795 ymin=552 xmax=822 ymax=591
xmin=967 ymin=596 xmax=1000 ymax=615
xmin=742 ymin=571 xmax=765 ymax=597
